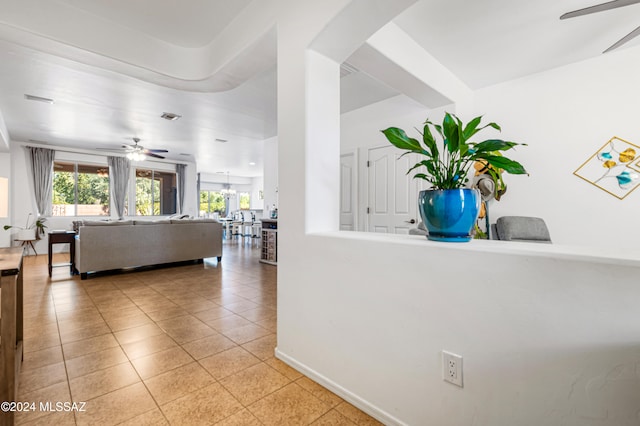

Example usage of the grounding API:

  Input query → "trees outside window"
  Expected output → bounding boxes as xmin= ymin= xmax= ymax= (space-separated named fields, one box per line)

xmin=239 ymin=192 xmax=251 ymax=210
xmin=52 ymin=162 xmax=109 ymax=216
xmin=199 ymin=191 xmax=226 ymax=216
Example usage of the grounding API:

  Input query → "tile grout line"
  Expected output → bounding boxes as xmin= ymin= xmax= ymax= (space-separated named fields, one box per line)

xmin=48 ymin=272 xmax=80 ymax=426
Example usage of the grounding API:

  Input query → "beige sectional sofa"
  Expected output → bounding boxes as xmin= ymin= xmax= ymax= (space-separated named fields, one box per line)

xmin=74 ymin=218 xmax=223 ymax=279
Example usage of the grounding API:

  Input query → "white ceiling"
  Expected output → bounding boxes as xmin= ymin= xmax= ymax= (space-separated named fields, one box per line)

xmin=394 ymin=0 xmax=640 ymax=89
xmin=0 ymin=39 xmax=276 ymax=176
xmin=56 ymin=0 xmax=254 ymax=48
xmin=0 ymin=0 xmax=638 ymax=176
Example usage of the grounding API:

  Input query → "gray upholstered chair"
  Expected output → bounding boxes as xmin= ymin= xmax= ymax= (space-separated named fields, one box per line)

xmin=494 ymin=216 xmax=551 ymax=243
xmin=409 ymin=221 xmax=428 ymax=236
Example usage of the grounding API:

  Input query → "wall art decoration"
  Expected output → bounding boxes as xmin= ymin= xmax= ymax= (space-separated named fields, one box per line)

xmin=574 ymin=136 xmax=640 ymax=200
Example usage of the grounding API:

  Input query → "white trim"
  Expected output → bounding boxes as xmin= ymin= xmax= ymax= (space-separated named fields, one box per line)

xmin=275 ymin=348 xmax=408 ymax=426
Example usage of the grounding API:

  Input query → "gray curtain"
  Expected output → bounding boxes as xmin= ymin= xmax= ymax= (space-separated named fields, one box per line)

xmin=28 ymin=147 xmax=55 ymax=217
xmin=108 ymin=156 xmax=131 ymax=219
xmin=176 ymin=164 xmax=186 ymax=214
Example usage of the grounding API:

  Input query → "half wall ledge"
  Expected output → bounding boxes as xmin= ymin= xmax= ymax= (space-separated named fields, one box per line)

xmin=311 ymin=230 xmax=640 ymax=268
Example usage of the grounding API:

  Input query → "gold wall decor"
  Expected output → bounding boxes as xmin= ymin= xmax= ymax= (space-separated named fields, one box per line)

xmin=574 ymin=136 xmax=640 ymax=200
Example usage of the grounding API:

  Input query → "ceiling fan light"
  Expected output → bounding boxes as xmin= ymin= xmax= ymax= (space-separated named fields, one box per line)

xmin=126 ymin=151 xmax=145 ymax=162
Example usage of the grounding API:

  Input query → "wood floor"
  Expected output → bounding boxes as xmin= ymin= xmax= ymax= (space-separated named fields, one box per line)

xmin=15 ymin=241 xmax=381 ymax=425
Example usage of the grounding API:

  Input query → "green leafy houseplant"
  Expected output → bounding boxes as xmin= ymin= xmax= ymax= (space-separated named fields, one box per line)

xmin=381 ymin=112 xmax=527 ymax=188
xmin=3 ymin=213 xmax=48 ymax=239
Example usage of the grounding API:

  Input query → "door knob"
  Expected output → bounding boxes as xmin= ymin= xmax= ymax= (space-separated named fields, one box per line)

xmin=405 ymin=219 xmax=416 ymax=224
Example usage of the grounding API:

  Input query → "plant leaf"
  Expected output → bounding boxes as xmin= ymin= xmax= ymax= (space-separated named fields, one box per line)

xmin=442 ymin=113 xmax=459 ymax=153
xmin=408 ymin=160 xmax=429 ymax=174
xmin=381 ymin=128 xmax=422 ymax=152
xmin=472 ymin=139 xmax=520 ymax=153
xmin=462 ymin=116 xmax=483 ymax=140
xmin=483 ymin=155 xmax=527 ymax=175
xmin=422 ymin=123 xmax=439 ymax=158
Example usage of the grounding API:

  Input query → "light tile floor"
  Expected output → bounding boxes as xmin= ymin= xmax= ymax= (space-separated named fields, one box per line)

xmin=15 ymin=241 xmax=382 ymax=425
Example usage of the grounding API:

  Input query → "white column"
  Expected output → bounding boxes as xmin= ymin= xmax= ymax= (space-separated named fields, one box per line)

xmin=305 ymin=50 xmax=340 ymax=233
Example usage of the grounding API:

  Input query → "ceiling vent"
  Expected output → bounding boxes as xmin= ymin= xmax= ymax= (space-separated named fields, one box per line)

xmin=24 ymin=94 xmax=54 ymax=104
xmin=340 ymin=62 xmax=359 ymax=78
xmin=161 ymin=112 xmax=181 ymax=121
xmin=215 ymin=138 xmax=228 ymax=143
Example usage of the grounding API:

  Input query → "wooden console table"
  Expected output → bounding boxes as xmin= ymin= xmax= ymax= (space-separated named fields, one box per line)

xmin=0 ymin=247 xmax=24 ymax=426
xmin=48 ymin=231 xmax=76 ymax=277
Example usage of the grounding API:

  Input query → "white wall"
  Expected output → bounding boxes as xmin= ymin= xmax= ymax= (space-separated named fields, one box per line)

xmin=472 ymin=46 xmax=640 ymax=249
xmin=340 ymin=44 xmax=640 ymax=249
xmin=279 ymin=233 xmax=640 ymax=426
xmin=251 ymin=175 xmax=264 ymax=211
xmin=0 ymin=152 xmax=10 ymax=247
xmin=0 ymin=110 xmax=9 ymax=151
xmin=276 ymin=1 xmax=640 ymax=425
xmin=262 ymin=136 xmax=278 ymax=218
xmin=341 ymin=95 xmax=432 ymax=153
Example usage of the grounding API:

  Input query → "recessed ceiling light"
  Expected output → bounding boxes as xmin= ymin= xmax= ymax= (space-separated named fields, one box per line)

xmin=24 ymin=94 xmax=54 ymax=104
xmin=161 ymin=112 xmax=181 ymax=121
xmin=249 ymin=162 xmax=256 ymax=166
xmin=215 ymin=138 xmax=228 ymax=143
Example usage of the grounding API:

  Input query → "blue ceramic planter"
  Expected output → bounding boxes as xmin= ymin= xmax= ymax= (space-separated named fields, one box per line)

xmin=418 ymin=189 xmax=480 ymax=242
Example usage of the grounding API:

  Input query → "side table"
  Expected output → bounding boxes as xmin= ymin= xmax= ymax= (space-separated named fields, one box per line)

xmin=13 ymin=238 xmax=37 ymax=256
xmin=48 ymin=231 xmax=76 ymax=277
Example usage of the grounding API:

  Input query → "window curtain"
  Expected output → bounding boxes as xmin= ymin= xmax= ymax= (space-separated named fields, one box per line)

xmin=108 ymin=156 xmax=131 ymax=219
xmin=176 ymin=164 xmax=186 ymax=214
xmin=28 ymin=146 xmax=55 ymax=217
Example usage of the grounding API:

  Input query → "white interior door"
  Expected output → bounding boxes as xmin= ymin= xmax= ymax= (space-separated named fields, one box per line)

xmin=340 ymin=152 xmax=357 ymax=231
xmin=367 ymin=146 xmax=419 ymax=234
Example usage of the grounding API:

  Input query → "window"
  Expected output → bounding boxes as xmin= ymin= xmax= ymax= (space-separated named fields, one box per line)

xmin=200 ymin=191 xmax=226 ymax=216
xmin=135 ymin=168 xmax=176 ymax=215
xmin=239 ymin=192 xmax=251 ymax=210
xmin=53 ymin=162 xmax=110 ymax=216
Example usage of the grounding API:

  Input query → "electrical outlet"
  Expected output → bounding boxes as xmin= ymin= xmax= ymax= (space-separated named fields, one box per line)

xmin=442 ymin=350 xmax=463 ymax=387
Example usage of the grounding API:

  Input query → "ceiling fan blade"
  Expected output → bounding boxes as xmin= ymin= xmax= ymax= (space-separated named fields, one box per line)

xmin=560 ymin=0 xmax=640 ymax=19
xmin=603 ymin=24 xmax=640 ymax=52
xmin=145 ymin=152 xmax=165 ymax=159
xmin=146 ymin=149 xmax=169 ymax=153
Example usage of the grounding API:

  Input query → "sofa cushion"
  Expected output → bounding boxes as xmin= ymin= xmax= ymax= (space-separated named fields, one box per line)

xmin=170 ymin=218 xmax=218 ymax=224
xmin=82 ymin=220 xmax=134 ymax=226
xmin=134 ymin=219 xmax=172 ymax=225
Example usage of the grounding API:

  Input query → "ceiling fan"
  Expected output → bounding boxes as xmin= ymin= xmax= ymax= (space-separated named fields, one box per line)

xmin=561 ymin=0 xmax=640 ymax=53
xmin=98 ymin=137 xmax=168 ymax=160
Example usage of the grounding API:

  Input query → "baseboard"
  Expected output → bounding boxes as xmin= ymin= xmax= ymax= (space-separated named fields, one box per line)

xmin=275 ymin=347 xmax=407 ymax=426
